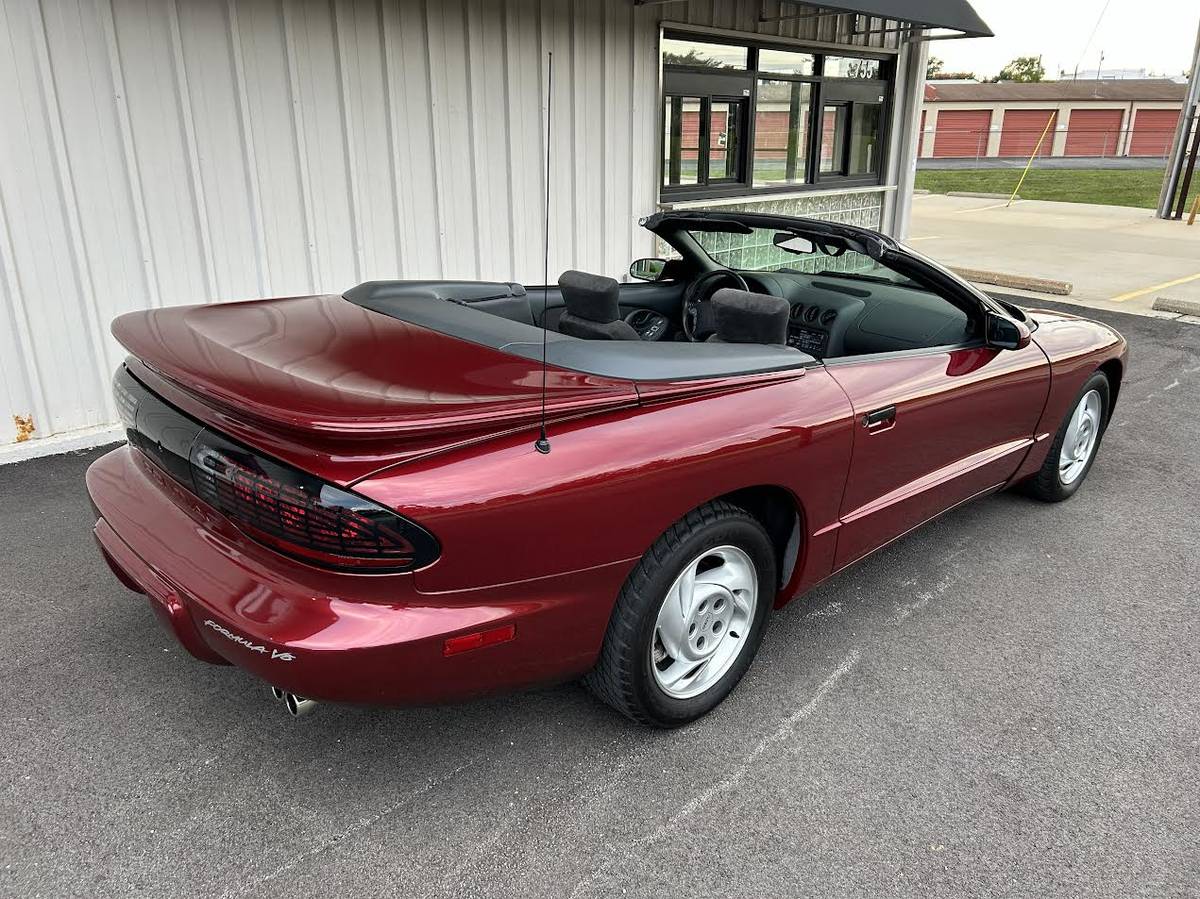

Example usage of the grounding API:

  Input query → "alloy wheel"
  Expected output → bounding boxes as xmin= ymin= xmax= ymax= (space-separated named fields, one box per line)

xmin=650 ymin=545 xmax=758 ymax=700
xmin=1059 ymin=389 xmax=1103 ymax=485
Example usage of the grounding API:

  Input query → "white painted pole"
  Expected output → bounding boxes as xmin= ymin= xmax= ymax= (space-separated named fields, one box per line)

xmin=889 ymin=30 xmax=929 ymax=240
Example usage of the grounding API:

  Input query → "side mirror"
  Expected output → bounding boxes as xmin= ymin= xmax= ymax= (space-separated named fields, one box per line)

xmin=986 ymin=312 xmax=1032 ymax=351
xmin=772 ymin=232 xmax=815 ymax=255
xmin=629 ymin=258 xmax=667 ymax=282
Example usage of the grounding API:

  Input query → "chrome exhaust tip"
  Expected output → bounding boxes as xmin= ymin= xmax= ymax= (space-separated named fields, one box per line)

xmin=270 ymin=686 xmax=287 ymax=702
xmin=284 ymin=692 xmax=317 ymax=718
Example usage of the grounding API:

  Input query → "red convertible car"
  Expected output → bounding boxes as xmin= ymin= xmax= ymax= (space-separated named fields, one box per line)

xmin=87 ymin=211 xmax=1126 ymax=726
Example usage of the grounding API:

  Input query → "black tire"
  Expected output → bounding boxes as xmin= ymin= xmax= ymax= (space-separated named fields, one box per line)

xmin=583 ymin=500 xmax=775 ymax=727
xmin=1022 ymin=370 xmax=1111 ymax=502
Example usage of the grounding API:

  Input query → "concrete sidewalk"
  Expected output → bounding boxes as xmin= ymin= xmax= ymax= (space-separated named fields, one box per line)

xmin=909 ymin=194 xmax=1200 ymax=318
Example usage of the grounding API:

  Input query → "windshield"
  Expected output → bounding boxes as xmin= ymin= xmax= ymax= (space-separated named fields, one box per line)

xmin=686 ymin=225 xmax=911 ymax=284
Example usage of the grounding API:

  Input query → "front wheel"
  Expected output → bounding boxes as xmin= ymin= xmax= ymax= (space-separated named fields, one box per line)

xmin=1022 ymin=371 xmax=1111 ymax=502
xmin=584 ymin=501 xmax=775 ymax=727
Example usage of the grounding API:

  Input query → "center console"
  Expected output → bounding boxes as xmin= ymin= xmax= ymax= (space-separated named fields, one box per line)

xmin=786 ymin=303 xmax=835 ymax=356
xmin=625 ymin=309 xmax=670 ymax=341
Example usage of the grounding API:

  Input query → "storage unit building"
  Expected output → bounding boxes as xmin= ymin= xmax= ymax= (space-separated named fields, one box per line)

xmin=998 ymin=109 xmax=1058 ymax=158
xmin=920 ymin=78 xmax=1189 ymax=162
xmin=932 ymin=108 xmax=992 ymax=158
xmin=1064 ymin=109 xmax=1125 ymax=157
xmin=1129 ymin=108 xmax=1182 ymax=156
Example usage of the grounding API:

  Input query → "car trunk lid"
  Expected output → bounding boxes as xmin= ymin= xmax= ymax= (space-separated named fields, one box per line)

xmin=112 ymin=294 xmax=638 ymax=484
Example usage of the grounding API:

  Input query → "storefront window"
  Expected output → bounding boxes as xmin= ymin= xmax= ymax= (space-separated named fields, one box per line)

xmin=708 ymin=100 xmax=743 ymax=181
xmin=663 ymin=96 xmax=746 ymax=188
xmin=662 ymin=37 xmax=748 ymax=70
xmin=819 ymin=104 xmax=848 ymax=174
xmin=660 ymin=33 xmax=889 ymax=198
xmin=662 ymin=96 xmax=701 ymax=186
xmin=753 ymin=80 xmax=812 ymax=187
xmin=849 ymin=103 xmax=883 ymax=174
xmin=824 ymin=56 xmax=881 ymax=79
xmin=758 ymin=49 xmax=815 ymax=76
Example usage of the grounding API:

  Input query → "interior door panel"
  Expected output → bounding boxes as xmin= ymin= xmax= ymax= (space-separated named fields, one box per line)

xmin=827 ymin=343 xmax=1050 ymax=568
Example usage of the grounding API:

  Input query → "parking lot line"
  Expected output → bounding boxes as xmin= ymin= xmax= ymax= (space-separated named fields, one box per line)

xmin=1109 ymin=271 xmax=1200 ymax=303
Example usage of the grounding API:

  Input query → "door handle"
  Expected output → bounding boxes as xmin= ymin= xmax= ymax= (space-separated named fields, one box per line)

xmin=862 ymin=405 xmax=896 ymax=431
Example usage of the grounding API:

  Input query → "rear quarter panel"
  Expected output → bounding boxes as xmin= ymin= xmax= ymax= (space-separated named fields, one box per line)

xmin=355 ymin=370 xmax=855 ymax=602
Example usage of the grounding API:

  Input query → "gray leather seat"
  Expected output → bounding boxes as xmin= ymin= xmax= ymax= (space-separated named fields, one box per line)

xmin=706 ymin=288 xmax=791 ymax=347
xmin=557 ymin=270 xmax=639 ymax=340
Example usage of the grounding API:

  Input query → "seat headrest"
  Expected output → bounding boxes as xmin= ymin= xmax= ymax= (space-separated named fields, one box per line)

xmin=558 ymin=270 xmax=621 ymax=323
xmin=709 ymin=288 xmax=790 ymax=346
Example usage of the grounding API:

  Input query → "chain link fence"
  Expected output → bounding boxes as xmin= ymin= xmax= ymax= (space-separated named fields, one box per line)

xmin=918 ymin=126 xmax=1181 ymax=165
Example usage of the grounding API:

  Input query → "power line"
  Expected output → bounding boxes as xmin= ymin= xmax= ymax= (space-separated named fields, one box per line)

xmin=1072 ymin=0 xmax=1115 ymax=80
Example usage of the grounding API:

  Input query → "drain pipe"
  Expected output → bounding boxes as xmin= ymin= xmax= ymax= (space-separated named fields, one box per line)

xmin=1157 ymin=19 xmax=1200 ymax=218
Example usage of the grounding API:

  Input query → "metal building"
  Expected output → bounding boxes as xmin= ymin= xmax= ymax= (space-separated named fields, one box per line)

xmin=0 ymin=0 xmax=989 ymax=460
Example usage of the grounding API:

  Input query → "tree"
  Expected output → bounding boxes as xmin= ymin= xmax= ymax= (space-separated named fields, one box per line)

xmin=997 ymin=56 xmax=1045 ymax=83
xmin=663 ymin=49 xmax=727 ymax=68
xmin=926 ymin=56 xmax=944 ymax=79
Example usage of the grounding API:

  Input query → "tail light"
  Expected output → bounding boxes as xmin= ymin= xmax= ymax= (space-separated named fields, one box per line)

xmin=115 ymin=364 xmax=438 ymax=573
xmin=191 ymin=433 xmax=439 ymax=572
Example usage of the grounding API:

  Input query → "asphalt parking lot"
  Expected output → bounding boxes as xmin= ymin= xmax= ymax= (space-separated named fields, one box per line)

xmin=2 ymin=299 xmax=1198 ymax=898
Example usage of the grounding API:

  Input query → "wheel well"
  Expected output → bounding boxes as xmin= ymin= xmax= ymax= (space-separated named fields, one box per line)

xmin=1098 ymin=359 xmax=1123 ymax=420
xmin=718 ymin=485 xmax=803 ymax=590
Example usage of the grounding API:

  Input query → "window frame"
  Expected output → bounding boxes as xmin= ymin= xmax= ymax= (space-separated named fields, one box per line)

xmin=659 ymin=32 xmax=893 ymax=202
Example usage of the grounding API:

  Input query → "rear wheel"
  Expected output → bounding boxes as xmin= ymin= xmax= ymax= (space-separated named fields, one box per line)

xmin=1023 ymin=371 xmax=1111 ymax=502
xmin=584 ymin=501 xmax=775 ymax=727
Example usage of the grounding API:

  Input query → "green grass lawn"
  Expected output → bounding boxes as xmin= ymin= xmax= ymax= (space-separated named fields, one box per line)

xmin=915 ymin=167 xmax=1200 ymax=212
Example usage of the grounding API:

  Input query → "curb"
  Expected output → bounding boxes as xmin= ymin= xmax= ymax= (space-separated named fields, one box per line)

xmin=1152 ymin=296 xmax=1200 ymax=317
xmin=945 ymin=191 xmax=1019 ymax=200
xmin=951 ymin=267 xmax=1072 ymax=296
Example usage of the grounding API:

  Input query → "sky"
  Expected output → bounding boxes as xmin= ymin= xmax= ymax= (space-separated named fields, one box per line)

xmin=933 ymin=1 xmax=1198 ymax=80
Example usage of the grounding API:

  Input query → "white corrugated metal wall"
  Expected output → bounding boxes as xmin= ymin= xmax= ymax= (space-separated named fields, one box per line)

xmin=0 ymin=0 xmax=898 ymax=454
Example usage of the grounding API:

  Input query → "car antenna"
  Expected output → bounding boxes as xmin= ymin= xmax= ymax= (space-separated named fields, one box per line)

xmin=534 ymin=50 xmax=553 ymax=455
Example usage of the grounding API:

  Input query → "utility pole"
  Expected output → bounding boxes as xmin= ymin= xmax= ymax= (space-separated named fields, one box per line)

xmin=1157 ymin=18 xmax=1200 ymax=218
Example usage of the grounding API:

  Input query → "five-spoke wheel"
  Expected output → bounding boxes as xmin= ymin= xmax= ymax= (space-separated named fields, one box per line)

xmin=1059 ymin=388 xmax=1103 ymax=486
xmin=1024 ymin=370 xmax=1111 ymax=502
xmin=651 ymin=546 xmax=758 ymax=700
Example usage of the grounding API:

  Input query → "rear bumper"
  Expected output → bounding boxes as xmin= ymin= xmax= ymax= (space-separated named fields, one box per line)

xmin=87 ymin=446 xmax=629 ymax=705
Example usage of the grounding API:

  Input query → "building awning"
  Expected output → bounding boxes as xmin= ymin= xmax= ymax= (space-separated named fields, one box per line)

xmin=761 ymin=0 xmax=993 ymax=38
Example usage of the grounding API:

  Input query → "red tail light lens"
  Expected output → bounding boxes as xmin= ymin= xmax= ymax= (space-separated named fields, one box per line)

xmin=189 ymin=433 xmax=439 ymax=573
xmin=114 ymin=364 xmax=439 ymax=573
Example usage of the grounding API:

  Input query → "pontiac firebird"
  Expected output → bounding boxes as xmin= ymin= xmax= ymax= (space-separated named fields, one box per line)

xmin=87 ymin=211 xmax=1126 ymax=726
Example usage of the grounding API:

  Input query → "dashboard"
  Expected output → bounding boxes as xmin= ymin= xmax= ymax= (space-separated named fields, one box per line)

xmin=741 ymin=270 xmax=974 ymax=359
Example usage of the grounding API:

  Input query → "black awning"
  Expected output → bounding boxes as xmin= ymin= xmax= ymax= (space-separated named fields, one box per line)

xmin=801 ymin=0 xmax=992 ymax=38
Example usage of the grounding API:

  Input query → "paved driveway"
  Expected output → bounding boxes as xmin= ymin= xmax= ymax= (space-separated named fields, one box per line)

xmin=910 ymin=194 xmax=1200 ymax=316
xmin=2 ymin=301 xmax=1198 ymax=898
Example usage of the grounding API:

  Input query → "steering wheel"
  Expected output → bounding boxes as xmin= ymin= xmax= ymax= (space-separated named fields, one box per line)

xmin=682 ymin=269 xmax=750 ymax=342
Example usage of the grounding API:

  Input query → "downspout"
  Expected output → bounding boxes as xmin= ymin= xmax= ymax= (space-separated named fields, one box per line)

xmin=1157 ymin=18 xmax=1200 ymax=218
